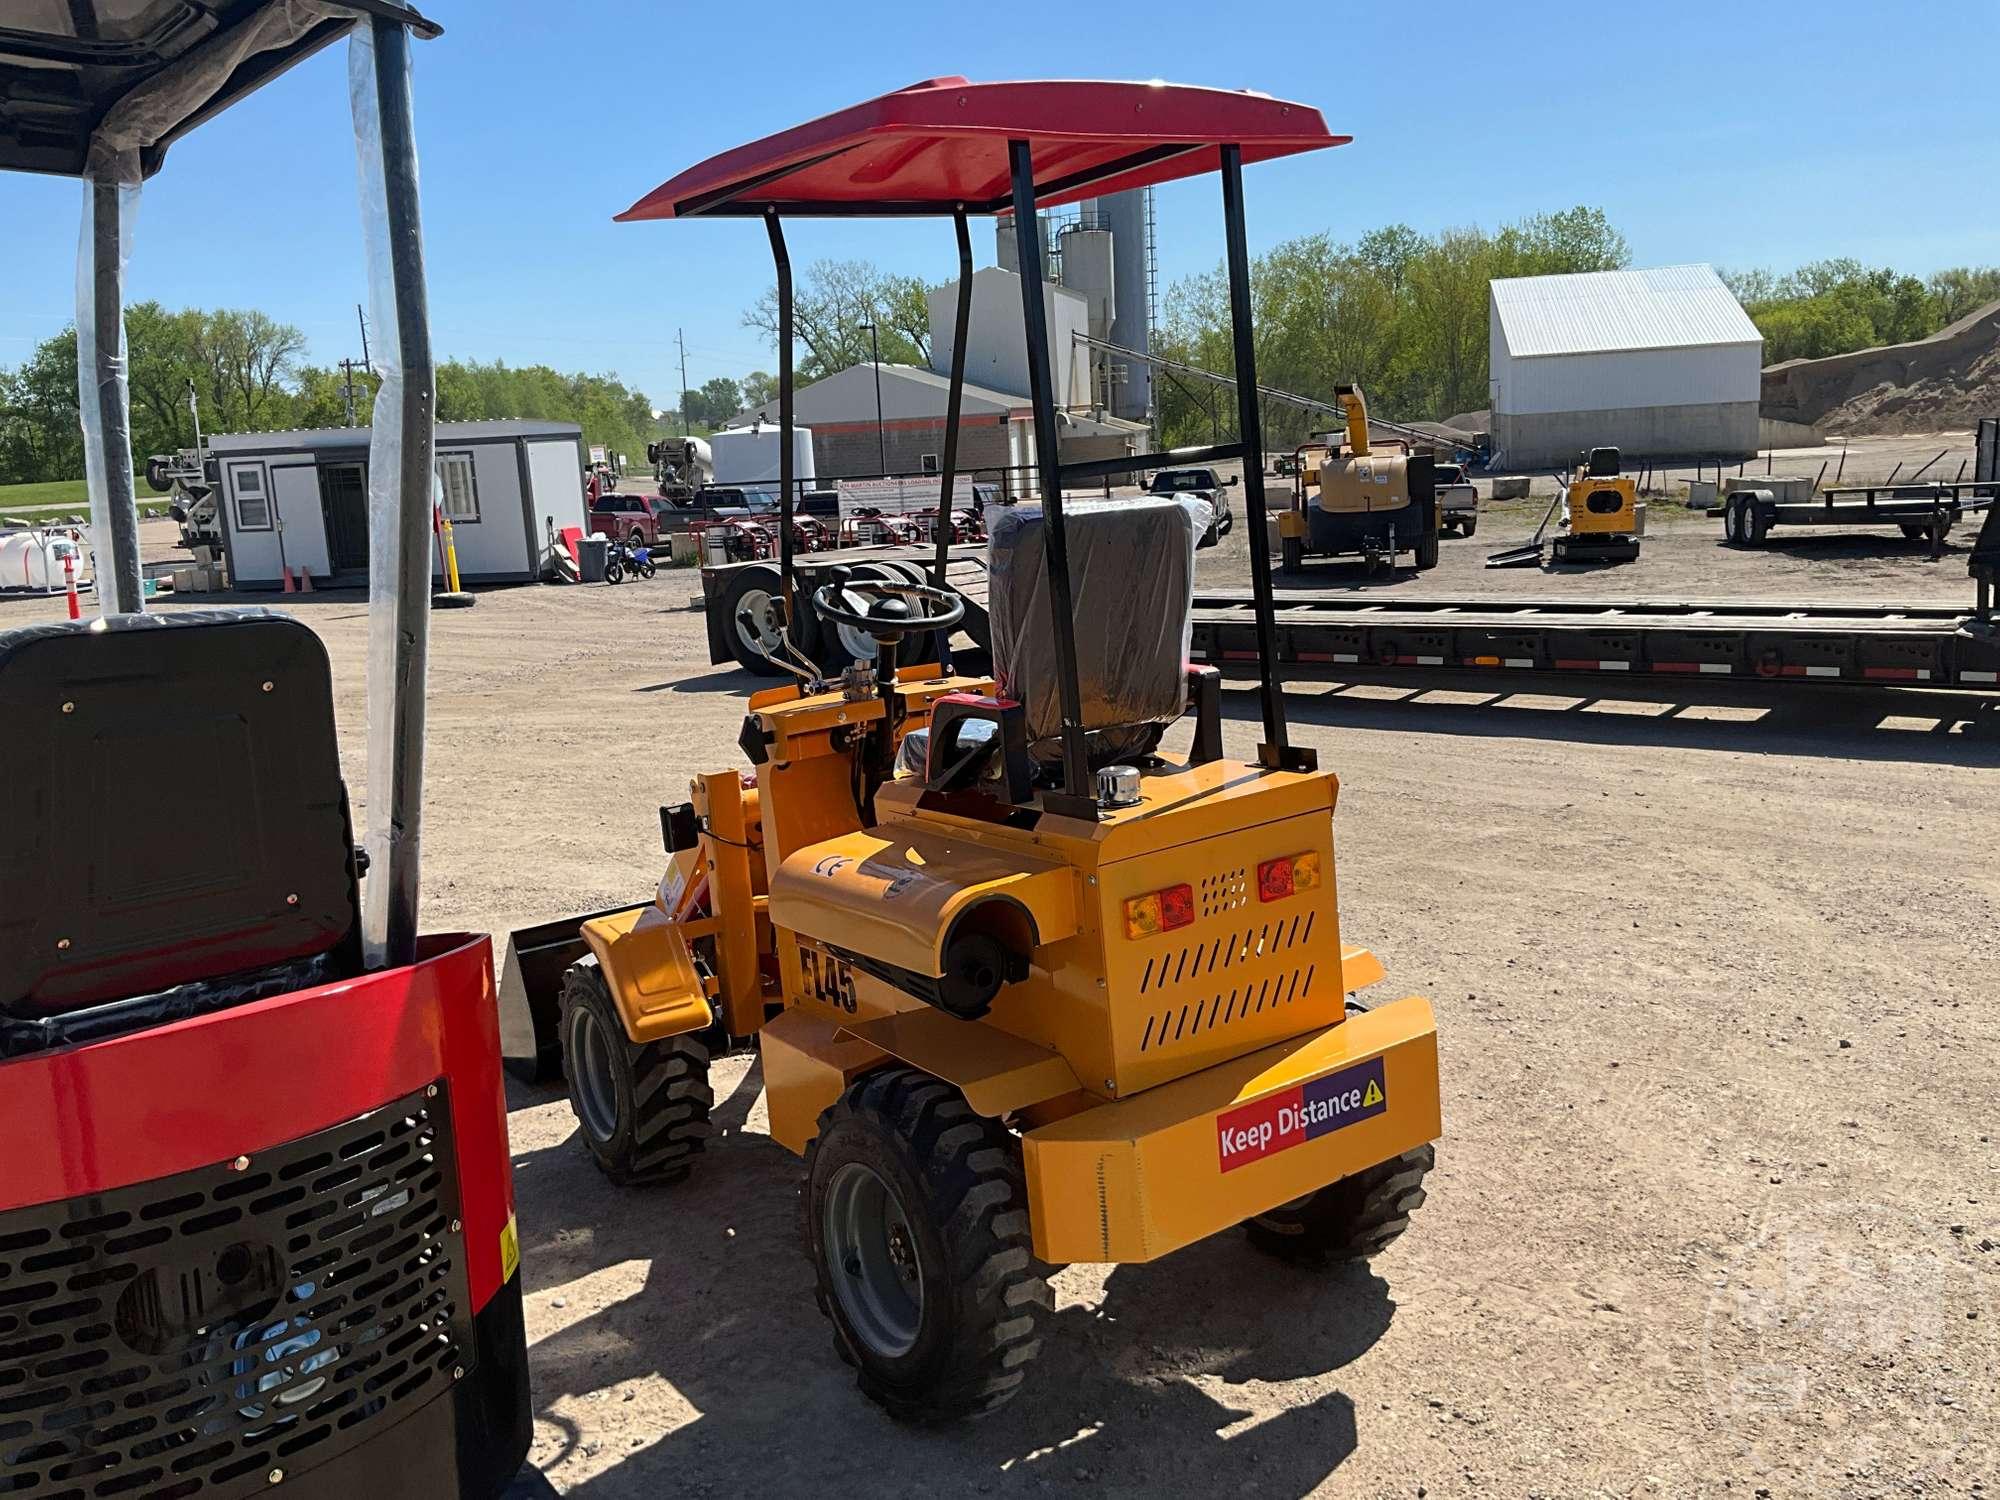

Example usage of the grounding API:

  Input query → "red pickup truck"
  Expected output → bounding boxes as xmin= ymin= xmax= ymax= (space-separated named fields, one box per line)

xmin=587 ymin=491 xmax=676 ymax=546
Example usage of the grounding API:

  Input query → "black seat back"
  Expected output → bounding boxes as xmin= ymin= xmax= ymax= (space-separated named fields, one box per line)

xmin=986 ymin=495 xmax=1202 ymax=758
xmin=0 ymin=609 xmax=359 ymax=1020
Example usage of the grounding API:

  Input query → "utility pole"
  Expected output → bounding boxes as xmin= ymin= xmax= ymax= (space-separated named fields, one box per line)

xmin=859 ymin=319 xmax=886 ymax=475
xmin=339 ymin=358 xmax=362 ymax=424
xmin=342 ymin=303 xmax=373 ymax=427
xmin=677 ymin=328 xmax=690 ymax=436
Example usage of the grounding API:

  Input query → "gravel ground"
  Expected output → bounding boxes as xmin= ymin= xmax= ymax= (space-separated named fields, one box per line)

xmin=7 ymin=480 xmax=1996 ymax=1498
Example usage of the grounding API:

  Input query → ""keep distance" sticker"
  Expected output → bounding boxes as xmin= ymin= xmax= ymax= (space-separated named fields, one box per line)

xmin=1216 ymin=1056 xmax=1387 ymax=1172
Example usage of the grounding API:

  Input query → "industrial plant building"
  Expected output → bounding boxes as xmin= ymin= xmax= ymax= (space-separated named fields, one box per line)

xmin=738 ymin=190 xmax=1156 ymax=486
xmin=1488 ymin=264 xmax=1762 ymax=468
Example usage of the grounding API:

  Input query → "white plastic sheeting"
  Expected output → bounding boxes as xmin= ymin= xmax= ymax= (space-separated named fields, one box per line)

xmin=349 ymin=19 xmax=428 ymax=967
xmin=74 ymin=177 xmax=140 ymax=617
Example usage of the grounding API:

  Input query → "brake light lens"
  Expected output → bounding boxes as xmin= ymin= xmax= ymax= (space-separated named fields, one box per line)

xmin=1258 ymin=851 xmax=1322 ymax=902
xmin=1123 ymin=883 xmax=1194 ymax=939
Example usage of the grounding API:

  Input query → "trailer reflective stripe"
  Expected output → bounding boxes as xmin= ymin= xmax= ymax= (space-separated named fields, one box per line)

xmin=1780 ymin=665 xmax=1843 ymax=678
xmin=1861 ymin=666 xmax=1931 ymax=681
xmin=1190 ymin=648 xmax=1208 ymax=659
xmin=1223 ymin=649 xmax=1259 ymax=660
xmin=1392 ymin=654 xmax=1445 ymax=666
xmin=1963 ymin=670 xmax=1998 ymax=683
xmin=1295 ymin=651 xmax=1360 ymax=663
xmin=1552 ymin=657 xmax=1630 ymax=671
xmin=1504 ymin=657 xmax=1533 ymax=668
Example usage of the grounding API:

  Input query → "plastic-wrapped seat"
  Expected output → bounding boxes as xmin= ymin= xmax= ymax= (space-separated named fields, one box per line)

xmin=0 ymin=610 xmax=360 ymax=1054
xmin=985 ymin=494 xmax=1209 ymax=766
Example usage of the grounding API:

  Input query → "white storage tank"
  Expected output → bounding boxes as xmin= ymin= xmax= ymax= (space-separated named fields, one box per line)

xmin=0 ymin=530 xmax=86 ymax=592
xmin=709 ymin=422 xmax=816 ymax=501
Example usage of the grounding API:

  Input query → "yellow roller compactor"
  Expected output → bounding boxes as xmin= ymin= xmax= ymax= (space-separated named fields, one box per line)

xmin=512 ymin=78 xmax=1442 ymax=1422
xmin=1279 ymin=384 xmax=1441 ymax=575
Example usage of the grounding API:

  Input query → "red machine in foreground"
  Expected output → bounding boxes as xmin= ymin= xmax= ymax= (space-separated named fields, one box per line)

xmin=0 ymin=6 xmax=530 ymax=1497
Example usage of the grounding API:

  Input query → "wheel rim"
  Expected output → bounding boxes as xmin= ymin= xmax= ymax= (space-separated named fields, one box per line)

xmin=568 ymin=1004 xmax=620 ymax=1143
xmin=735 ymin=586 xmax=785 ymax=656
xmin=823 ymin=1161 xmax=924 ymax=1358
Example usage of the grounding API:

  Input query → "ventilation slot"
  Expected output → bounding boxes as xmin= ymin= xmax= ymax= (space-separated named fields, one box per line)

xmin=1138 ymin=965 xmax=1318 ymax=1050
xmin=0 ymin=1085 xmax=469 ymax=1500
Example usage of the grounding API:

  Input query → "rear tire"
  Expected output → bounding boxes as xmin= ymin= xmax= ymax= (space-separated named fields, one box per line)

xmin=1243 ymin=1143 xmax=1434 ymax=1265
xmin=1280 ymin=535 xmax=1304 ymax=572
xmin=1724 ymin=499 xmax=1743 ymax=544
xmin=1413 ymin=530 xmax=1441 ymax=570
xmin=559 ymin=962 xmax=713 ymax=1186
xmin=717 ymin=565 xmax=787 ymax=675
xmin=1743 ymin=503 xmax=1768 ymax=547
xmin=803 ymin=1067 xmax=1049 ymax=1422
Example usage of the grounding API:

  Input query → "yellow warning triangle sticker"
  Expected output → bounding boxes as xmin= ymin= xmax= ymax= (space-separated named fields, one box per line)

xmin=1363 ymin=1079 xmax=1384 ymax=1107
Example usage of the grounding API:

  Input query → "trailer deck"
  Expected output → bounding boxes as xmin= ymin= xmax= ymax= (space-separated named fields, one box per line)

xmin=1191 ymin=592 xmax=2000 ymax=688
xmin=1723 ymin=481 xmax=1997 ymax=552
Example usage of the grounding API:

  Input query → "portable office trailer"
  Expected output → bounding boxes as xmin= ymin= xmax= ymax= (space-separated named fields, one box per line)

xmin=208 ymin=418 xmax=588 ymax=588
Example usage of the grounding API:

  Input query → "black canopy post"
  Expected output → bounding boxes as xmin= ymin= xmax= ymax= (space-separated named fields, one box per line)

xmin=765 ymin=208 xmax=796 ymax=631
xmin=369 ymin=14 xmax=437 ymax=968
xmin=929 ymin=206 xmax=973 ymax=671
xmin=1219 ymin=143 xmax=1310 ymax=772
xmin=86 ymin=178 xmax=144 ymax=615
xmin=1007 ymin=139 xmax=1094 ymax=816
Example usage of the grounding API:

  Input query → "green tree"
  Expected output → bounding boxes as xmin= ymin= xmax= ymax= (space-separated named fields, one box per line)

xmin=739 ymin=369 xmax=776 ymax=408
xmin=1927 ymin=266 xmax=2000 ymax=325
xmin=743 ymin=259 xmax=931 ymax=381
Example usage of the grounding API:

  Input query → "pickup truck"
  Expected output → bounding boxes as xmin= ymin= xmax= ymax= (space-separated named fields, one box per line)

xmin=1433 ymin=462 xmax=1479 ymax=537
xmin=1144 ymin=466 xmax=1237 ymax=547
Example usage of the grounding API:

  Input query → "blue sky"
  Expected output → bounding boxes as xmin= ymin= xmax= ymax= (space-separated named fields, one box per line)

xmin=4 ymin=0 xmax=1996 ymax=412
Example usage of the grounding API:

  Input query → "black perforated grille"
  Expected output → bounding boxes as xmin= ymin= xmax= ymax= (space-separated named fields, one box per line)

xmin=0 ymin=1084 xmax=469 ymax=1499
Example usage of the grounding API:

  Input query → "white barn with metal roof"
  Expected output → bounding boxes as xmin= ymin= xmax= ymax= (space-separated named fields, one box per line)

xmin=1488 ymin=264 xmax=1762 ymax=467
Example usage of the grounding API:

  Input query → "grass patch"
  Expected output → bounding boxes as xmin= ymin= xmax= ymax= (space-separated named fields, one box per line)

xmin=0 ymin=476 xmax=170 ymax=524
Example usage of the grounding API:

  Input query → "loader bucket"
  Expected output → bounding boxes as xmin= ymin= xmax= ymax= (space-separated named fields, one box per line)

xmin=497 ymin=907 xmax=631 ymax=1082
xmin=1484 ymin=541 xmax=1545 ymax=568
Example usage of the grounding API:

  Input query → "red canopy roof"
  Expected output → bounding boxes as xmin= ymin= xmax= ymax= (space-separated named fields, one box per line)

xmin=616 ymin=77 xmax=1345 ymax=221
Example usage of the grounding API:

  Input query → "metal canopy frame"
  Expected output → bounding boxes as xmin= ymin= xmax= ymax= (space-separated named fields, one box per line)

xmin=5 ymin=0 xmax=442 ymax=967
xmin=626 ymin=78 xmax=1338 ymax=815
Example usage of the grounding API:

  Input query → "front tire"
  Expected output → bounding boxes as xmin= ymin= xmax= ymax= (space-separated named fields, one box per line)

xmin=1244 ymin=1143 xmax=1434 ymax=1265
xmin=559 ymin=962 xmax=713 ymax=1186
xmin=803 ymin=1067 xmax=1050 ymax=1422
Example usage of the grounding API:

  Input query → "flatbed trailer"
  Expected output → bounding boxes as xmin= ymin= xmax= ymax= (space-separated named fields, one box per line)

xmin=699 ymin=542 xmax=993 ymax=673
xmin=1189 ymin=592 xmax=2000 ymax=689
xmin=1722 ymin=481 xmax=1997 ymax=552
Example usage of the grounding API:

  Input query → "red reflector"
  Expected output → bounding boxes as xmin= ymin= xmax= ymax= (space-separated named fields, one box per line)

xmin=1257 ymin=857 xmax=1294 ymax=902
xmin=1158 ymin=884 xmax=1195 ymax=930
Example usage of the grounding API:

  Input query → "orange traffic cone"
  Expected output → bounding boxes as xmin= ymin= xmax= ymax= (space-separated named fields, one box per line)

xmin=296 ymin=567 xmax=313 ymax=593
xmin=63 ymin=553 xmax=79 ymax=620
xmin=281 ymin=564 xmax=295 ymax=593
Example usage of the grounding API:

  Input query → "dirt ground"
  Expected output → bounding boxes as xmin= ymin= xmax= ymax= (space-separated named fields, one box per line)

xmin=9 ymin=471 xmax=1997 ymax=1498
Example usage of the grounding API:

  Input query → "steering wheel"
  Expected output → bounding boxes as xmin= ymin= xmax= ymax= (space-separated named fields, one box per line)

xmin=811 ymin=577 xmax=964 ymax=642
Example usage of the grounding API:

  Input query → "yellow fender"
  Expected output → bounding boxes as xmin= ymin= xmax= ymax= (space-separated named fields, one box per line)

xmin=580 ymin=906 xmax=714 ymax=1044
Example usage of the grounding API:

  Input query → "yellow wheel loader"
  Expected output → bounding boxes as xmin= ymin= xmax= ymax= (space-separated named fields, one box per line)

xmin=513 ymin=78 xmax=1443 ymax=1422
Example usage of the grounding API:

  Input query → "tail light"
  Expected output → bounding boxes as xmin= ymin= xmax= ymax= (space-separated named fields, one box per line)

xmin=1123 ymin=883 xmax=1194 ymax=939
xmin=1257 ymin=851 xmax=1322 ymax=902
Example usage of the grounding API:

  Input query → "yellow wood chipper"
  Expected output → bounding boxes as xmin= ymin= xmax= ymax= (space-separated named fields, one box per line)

xmin=509 ymin=77 xmax=1443 ymax=1422
xmin=1278 ymin=384 xmax=1442 ymax=575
